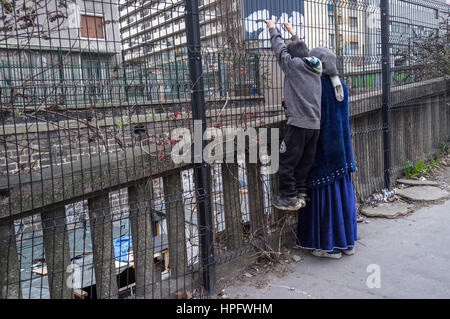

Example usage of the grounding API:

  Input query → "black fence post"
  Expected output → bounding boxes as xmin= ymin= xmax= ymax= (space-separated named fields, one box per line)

xmin=122 ymin=50 xmax=129 ymax=103
xmin=184 ymin=0 xmax=216 ymax=295
xmin=381 ymin=0 xmax=392 ymax=190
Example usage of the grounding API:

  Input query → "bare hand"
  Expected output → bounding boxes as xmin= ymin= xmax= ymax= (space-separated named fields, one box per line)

xmin=282 ymin=22 xmax=296 ymax=36
xmin=265 ymin=19 xmax=275 ymax=28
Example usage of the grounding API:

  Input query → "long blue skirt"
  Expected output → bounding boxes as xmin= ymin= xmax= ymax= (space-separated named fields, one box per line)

xmin=297 ymin=174 xmax=357 ymax=252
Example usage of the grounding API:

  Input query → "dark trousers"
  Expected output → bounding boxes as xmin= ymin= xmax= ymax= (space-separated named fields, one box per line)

xmin=279 ymin=125 xmax=320 ymax=197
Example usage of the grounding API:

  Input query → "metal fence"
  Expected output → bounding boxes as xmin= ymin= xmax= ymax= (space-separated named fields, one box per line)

xmin=0 ymin=0 xmax=448 ymax=299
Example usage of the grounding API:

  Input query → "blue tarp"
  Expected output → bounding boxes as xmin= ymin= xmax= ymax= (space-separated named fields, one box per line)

xmin=113 ymin=236 xmax=132 ymax=262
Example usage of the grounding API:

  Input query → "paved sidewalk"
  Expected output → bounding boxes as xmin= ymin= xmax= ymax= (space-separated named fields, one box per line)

xmin=224 ymin=199 xmax=450 ymax=299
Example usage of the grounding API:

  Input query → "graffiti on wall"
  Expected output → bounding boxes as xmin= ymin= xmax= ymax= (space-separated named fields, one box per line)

xmin=242 ymin=0 xmax=305 ymax=40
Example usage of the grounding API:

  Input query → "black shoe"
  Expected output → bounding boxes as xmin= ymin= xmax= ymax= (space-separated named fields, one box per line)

xmin=273 ymin=195 xmax=303 ymax=211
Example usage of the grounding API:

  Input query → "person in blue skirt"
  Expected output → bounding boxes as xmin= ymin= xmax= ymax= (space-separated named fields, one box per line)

xmin=296 ymin=47 xmax=358 ymax=259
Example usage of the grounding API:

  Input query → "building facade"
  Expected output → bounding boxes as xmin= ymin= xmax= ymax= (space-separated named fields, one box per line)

xmin=0 ymin=0 xmax=121 ymax=107
xmin=118 ymin=0 xmax=449 ymax=100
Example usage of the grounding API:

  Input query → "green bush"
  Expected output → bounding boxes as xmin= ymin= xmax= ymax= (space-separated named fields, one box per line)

xmin=440 ymin=141 xmax=449 ymax=153
xmin=403 ymin=160 xmax=431 ymax=179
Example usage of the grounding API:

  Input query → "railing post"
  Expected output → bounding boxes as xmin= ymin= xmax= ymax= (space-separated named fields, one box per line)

xmin=333 ymin=0 xmax=343 ymax=74
xmin=246 ymin=163 xmax=265 ymax=236
xmin=163 ymin=172 xmax=187 ymax=282
xmin=184 ymin=0 xmax=216 ymax=294
xmin=41 ymin=207 xmax=72 ymax=299
xmin=265 ymin=126 xmax=282 ymax=224
xmin=0 ymin=220 xmax=21 ymax=299
xmin=88 ymin=194 xmax=118 ymax=299
xmin=217 ymin=53 xmax=223 ymax=97
xmin=431 ymin=95 xmax=440 ymax=149
xmin=128 ymin=182 xmax=155 ymax=299
xmin=122 ymin=50 xmax=129 ymax=103
xmin=381 ymin=0 xmax=392 ymax=190
xmin=221 ymin=163 xmax=243 ymax=249
xmin=270 ymin=173 xmax=283 ymax=223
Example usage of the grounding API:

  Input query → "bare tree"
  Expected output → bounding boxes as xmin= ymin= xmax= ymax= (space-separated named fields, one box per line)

xmin=397 ymin=10 xmax=450 ymax=82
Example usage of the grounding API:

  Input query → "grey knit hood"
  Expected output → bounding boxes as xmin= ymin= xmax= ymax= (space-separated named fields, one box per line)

xmin=310 ymin=47 xmax=338 ymax=76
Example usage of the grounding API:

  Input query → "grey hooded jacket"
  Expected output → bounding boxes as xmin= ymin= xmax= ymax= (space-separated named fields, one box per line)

xmin=269 ymin=27 xmax=322 ymax=130
xmin=310 ymin=47 xmax=338 ymax=76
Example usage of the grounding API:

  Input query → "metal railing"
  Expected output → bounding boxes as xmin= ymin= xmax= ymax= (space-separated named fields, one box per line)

xmin=0 ymin=0 xmax=448 ymax=299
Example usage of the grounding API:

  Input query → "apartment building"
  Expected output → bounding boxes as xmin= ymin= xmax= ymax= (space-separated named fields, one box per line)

xmin=118 ymin=0 xmax=448 ymax=99
xmin=120 ymin=0 xmax=222 ymax=63
xmin=0 ymin=0 xmax=121 ymax=105
xmin=119 ymin=0 xmax=245 ymax=100
xmin=119 ymin=0 xmax=368 ymax=61
xmin=365 ymin=0 xmax=446 ymax=66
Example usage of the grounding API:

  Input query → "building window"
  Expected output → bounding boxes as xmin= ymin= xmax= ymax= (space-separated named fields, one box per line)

xmin=140 ymin=8 xmax=150 ymax=18
xmin=80 ymin=14 xmax=104 ymax=39
xmin=328 ymin=15 xmax=334 ymax=25
xmin=200 ymin=25 xmax=206 ymax=37
xmin=376 ymin=43 xmax=381 ymax=55
xmin=141 ymin=21 xmax=150 ymax=30
xmin=141 ymin=32 xmax=152 ymax=42
xmin=328 ymin=3 xmax=334 ymax=13
xmin=329 ymin=34 xmax=335 ymax=49
xmin=349 ymin=17 xmax=357 ymax=28
xmin=350 ymin=42 xmax=358 ymax=54
xmin=37 ymin=56 xmax=47 ymax=68
xmin=143 ymin=46 xmax=153 ymax=54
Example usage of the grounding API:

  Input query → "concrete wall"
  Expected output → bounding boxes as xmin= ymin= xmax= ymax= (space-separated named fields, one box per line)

xmin=350 ymin=90 xmax=449 ymax=199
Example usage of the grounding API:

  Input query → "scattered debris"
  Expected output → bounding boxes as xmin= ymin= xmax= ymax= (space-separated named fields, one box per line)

xmin=176 ymin=289 xmax=192 ymax=299
xmin=244 ymin=272 xmax=253 ymax=278
xmin=292 ymin=255 xmax=302 ymax=262
xmin=32 ymin=265 xmax=47 ymax=275
xmin=74 ymin=289 xmax=88 ymax=299
xmin=365 ymin=188 xmax=396 ymax=204
xmin=361 ymin=165 xmax=450 ymax=219
xmin=356 ymin=212 xmax=365 ymax=223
